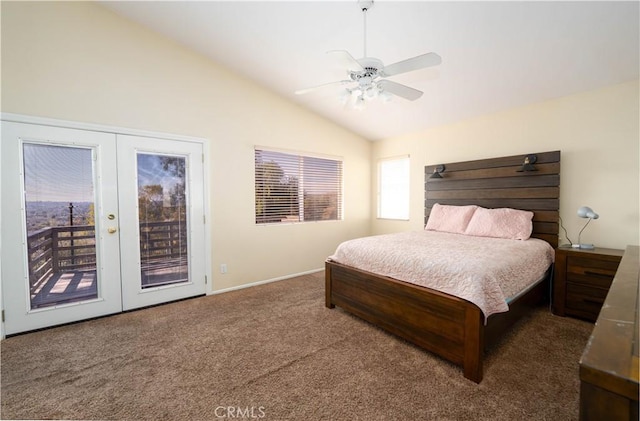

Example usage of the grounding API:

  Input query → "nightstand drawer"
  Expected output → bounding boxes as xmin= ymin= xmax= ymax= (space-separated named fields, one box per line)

xmin=567 ymin=255 xmax=619 ymax=276
xmin=566 ymin=282 xmax=607 ymax=321
xmin=566 ymin=256 xmax=618 ymax=289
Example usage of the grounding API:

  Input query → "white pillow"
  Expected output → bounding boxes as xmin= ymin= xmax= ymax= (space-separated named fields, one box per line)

xmin=425 ymin=203 xmax=478 ymax=234
xmin=465 ymin=207 xmax=533 ymax=240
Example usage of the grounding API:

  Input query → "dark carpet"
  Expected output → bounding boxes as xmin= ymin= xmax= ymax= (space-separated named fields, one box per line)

xmin=1 ymin=271 xmax=593 ymax=420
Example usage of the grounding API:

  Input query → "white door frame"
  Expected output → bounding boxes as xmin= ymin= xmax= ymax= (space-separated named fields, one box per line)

xmin=0 ymin=113 xmax=212 ymax=338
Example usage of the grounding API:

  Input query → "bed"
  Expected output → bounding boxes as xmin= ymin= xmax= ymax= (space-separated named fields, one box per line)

xmin=325 ymin=150 xmax=561 ymax=383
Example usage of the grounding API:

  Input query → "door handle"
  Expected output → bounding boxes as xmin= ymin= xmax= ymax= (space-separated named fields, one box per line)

xmin=107 ymin=227 xmax=117 ymax=234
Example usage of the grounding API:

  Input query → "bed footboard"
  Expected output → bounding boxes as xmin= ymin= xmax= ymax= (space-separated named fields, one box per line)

xmin=325 ymin=260 xmax=485 ymax=383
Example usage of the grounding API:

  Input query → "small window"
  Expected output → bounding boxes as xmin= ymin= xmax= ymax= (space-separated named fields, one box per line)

xmin=255 ymin=148 xmax=343 ymax=224
xmin=377 ymin=156 xmax=410 ymax=220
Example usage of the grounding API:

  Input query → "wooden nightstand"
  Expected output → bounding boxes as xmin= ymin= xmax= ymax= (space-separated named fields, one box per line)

xmin=553 ymin=247 xmax=624 ymax=322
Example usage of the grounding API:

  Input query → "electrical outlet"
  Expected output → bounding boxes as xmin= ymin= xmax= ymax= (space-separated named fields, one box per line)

xmin=220 ymin=264 xmax=227 ymax=274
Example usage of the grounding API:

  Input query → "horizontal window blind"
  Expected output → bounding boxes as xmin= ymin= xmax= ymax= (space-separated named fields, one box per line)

xmin=255 ymin=148 xmax=343 ymax=224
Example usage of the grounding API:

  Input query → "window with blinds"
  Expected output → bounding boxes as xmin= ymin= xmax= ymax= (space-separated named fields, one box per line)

xmin=377 ymin=156 xmax=410 ymax=220
xmin=255 ymin=148 xmax=343 ymax=224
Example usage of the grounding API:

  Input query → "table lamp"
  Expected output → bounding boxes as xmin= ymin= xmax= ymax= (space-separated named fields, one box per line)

xmin=574 ymin=206 xmax=599 ymax=249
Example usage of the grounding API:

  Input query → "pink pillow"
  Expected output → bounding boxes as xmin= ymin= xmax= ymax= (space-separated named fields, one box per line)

xmin=465 ymin=207 xmax=533 ymax=240
xmin=425 ymin=204 xmax=478 ymax=234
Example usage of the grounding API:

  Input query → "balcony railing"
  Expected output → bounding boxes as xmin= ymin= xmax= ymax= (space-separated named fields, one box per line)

xmin=27 ymin=221 xmax=187 ymax=295
xmin=139 ymin=221 xmax=188 ymax=263
xmin=27 ymin=225 xmax=96 ymax=294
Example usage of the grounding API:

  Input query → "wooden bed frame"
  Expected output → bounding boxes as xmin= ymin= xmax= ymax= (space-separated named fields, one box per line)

xmin=325 ymin=150 xmax=561 ymax=383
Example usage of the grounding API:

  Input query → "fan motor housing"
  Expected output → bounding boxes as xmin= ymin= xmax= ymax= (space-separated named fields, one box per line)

xmin=350 ymin=57 xmax=384 ymax=81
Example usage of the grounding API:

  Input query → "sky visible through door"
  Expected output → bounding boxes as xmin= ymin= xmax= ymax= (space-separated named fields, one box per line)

xmin=22 ymin=143 xmax=98 ymax=309
xmin=136 ymin=153 xmax=189 ymax=288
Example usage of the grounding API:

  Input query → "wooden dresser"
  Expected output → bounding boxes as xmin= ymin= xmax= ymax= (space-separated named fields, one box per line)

xmin=579 ymin=245 xmax=639 ymax=421
xmin=553 ymin=247 xmax=624 ymax=322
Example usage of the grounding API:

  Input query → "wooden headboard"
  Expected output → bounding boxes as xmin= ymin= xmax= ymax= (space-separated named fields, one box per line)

xmin=425 ymin=150 xmax=560 ymax=248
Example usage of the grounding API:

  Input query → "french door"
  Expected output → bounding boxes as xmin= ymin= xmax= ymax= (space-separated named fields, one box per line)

xmin=117 ymin=134 xmax=206 ymax=310
xmin=1 ymin=121 xmax=207 ymax=335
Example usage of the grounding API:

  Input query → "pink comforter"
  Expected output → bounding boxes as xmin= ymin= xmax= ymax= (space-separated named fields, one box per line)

xmin=328 ymin=231 xmax=554 ymax=318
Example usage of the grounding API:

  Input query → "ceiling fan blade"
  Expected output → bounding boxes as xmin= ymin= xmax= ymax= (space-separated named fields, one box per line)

xmin=378 ymin=80 xmax=423 ymax=101
xmin=295 ymin=80 xmax=352 ymax=95
xmin=327 ymin=50 xmax=364 ymax=72
xmin=379 ymin=52 xmax=442 ymax=77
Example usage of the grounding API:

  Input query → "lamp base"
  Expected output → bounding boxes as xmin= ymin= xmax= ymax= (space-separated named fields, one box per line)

xmin=573 ymin=243 xmax=595 ymax=250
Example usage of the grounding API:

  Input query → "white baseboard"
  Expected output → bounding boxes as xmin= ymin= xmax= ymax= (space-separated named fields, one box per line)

xmin=208 ymin=268 xmax=324 ymax=296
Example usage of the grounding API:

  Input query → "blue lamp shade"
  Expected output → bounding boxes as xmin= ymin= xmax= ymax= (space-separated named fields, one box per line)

xmin=575 ymin=206 xmax=599 ymax=249
xmin=577 ymin=206 xmax=599 ymax=220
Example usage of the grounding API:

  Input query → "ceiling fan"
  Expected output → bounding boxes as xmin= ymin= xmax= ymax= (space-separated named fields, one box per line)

xmin=295 ymin=0 xmax=442 ymax=108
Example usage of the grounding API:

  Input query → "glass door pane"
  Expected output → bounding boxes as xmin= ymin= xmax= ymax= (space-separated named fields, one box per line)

xmin=137 ymin=153 xmax=189 ymax=288
xmin=23 ymin=143 xmax=98 ymax=309
xmin=117 ymin=134 xmax=205 ymax=311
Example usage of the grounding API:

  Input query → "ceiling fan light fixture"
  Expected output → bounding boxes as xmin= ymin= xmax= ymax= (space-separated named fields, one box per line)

xmin=358 ymin=76 xmax=373 ymax=91
xmin=339 ymin=90 xmax=351 ymax=105
xmin=365 ymin=85 xmax=378 ymax=99
xmin=379 ymin=90 xmax=393 ymax=102
xmin=294 ymin=1 xmax=441 ymax=109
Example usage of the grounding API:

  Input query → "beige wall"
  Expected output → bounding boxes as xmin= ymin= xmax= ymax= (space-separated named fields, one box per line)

xmin=372 ymin=80 xmax=640 ymax=250
xmin=2 ymin=2 xmax=637 ymax=298
xmin=1 ymin=2 xmax=371 ymax=291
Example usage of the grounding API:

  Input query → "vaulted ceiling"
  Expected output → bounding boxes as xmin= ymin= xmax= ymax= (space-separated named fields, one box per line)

xmin=102 ymin=1 xmax=639 ymax=141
